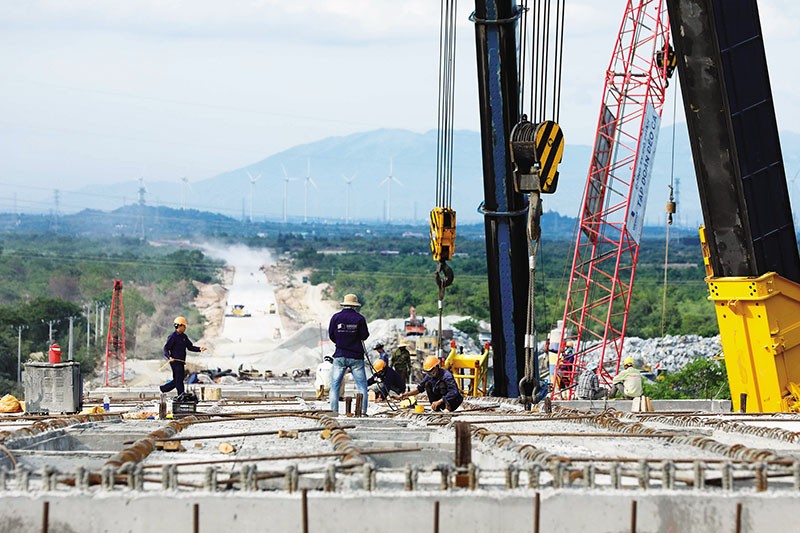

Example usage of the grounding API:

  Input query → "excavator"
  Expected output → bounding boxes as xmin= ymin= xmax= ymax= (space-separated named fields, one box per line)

xmin=470 ymin=0 xmax=800 ymax=412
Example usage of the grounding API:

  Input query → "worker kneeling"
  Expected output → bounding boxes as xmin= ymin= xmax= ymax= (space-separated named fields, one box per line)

xmin=609 ymin=357 xmax=643 ymax=399
xmin=398 ymin=356 xmax=463 ymax=412
xmin=367 ymin=359 xmax=405 ymax=401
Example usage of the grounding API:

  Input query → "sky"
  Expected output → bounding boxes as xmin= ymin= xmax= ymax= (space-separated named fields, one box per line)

xmin=0 ymin=0 xmax=798 ymax=216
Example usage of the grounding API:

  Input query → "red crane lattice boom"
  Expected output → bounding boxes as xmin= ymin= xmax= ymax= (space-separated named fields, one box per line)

xmin=104 ymin=279 xmax=126 ymax=387
xmin=553 ymin=0 xmax=672 ymax=397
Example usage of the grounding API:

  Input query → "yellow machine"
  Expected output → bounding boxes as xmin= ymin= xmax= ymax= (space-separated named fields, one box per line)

xmin=429 ymin=207 xmax=456 ymax=262
xmin=443 ymin=343 xmax=491 ymax=397
xmin=700 ymin=227 xmax=800 ymax=412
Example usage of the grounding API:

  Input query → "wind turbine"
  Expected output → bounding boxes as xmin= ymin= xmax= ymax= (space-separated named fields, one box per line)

xmin=281 ymin=164 xmax=297 ymax=224
xmin=247 ymin=171 xmax=261 ymax=223
xmin=380 ymin=157 xmax=403 ymax=223
xmin=343 ymin=174 xmax=357 ymax=224
xmin=302 ymin=159 xmax=317 ymax=223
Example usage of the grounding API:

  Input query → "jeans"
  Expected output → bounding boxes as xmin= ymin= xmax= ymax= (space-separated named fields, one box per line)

xmin=330 ymin=357 xmax=368 ymax=414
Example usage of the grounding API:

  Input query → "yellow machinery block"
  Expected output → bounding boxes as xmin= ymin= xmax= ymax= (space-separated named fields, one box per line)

xmin=706 ymin=272 xmax=800 ymax=412
xmin=429 ymin=207 xmax=456 ymax=262
xmin=444 ymin=347 xmax=490 ymax=397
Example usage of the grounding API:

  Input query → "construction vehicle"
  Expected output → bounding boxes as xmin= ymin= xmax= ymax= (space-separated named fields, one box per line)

xmin=403 ymin=306 xmax=426 ymax=336
xmin=225 ymin=304 xmax=251 ymax=318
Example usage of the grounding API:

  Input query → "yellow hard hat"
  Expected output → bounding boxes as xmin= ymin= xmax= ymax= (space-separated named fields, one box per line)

xmin=423 ymin=355 xmax=440 ymax=372
xmin=373 ymin=359 xmax=386 ymax=372
xmin=173 ymin=316 xmax=187 ymax=327
xmin=566 ymin=340 xmax=574 ymax=347
xmin=623 ymin=357 xmax=634 ymax=366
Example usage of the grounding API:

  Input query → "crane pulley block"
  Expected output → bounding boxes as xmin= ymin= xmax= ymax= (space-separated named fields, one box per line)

xmin=430 ymin=207 xmax=456 ymax=262
xmin=509 ymin=119 xmax=564 ymax=194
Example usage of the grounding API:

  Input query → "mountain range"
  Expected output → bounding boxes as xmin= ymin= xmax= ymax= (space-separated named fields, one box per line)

xmin=55 ymin=126 xmax=800 ymax=228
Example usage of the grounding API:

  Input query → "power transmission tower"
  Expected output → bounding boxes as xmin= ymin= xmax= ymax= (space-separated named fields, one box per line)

xmin=343 ymin=174 xmax=356 ymax=223
xmin=135 ymin=178 xmax=147 ymax=240
xmin=104 ymin=280 xmax=126 ymax=387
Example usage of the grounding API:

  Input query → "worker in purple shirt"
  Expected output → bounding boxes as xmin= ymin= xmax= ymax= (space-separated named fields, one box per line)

xmin=398 ymin=356 xmax=463 ymax=411
xmin=160 ymin=316 xmax=206 ymax=397
xmin=367 ymin=359 xmax=405 ymax=401
xmin=328 ymin=293 xmax=370 ymax=414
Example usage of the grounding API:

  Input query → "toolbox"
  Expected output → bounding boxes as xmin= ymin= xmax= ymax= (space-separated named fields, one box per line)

xmin=172 ymin=392 xmax=198 ymax=418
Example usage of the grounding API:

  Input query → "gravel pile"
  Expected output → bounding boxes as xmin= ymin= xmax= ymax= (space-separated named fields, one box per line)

xmin=575 ymin=334 xmax=723 ymax=373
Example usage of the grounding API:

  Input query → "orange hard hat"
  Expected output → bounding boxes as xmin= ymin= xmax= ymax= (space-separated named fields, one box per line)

xmin=423 ymin=355 xmax=440 ymax=372
xmin=173 ymin=316 xmax=187 ymax=327
xmin=373 ymin=359 xmax=386 ymax=372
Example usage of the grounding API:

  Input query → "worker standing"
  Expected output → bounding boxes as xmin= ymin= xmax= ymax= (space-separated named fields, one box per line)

xmin=390 ymin=341 xmax=413 ymax=388
xmin=374 ymin=342 xmax=389 ymax=364
xmin=367 ymin=359 xmax=405 ymax=401
xmin=160 ymin=316 xmax=207 ymax=398
xmin=328 ymin=293 xmax=370 ymax=415
xmin=609 ymin=357 xmax=643 ymax=399
xmin=575 ymin=362 xmax=607 ymax=400
xmin=398 ymin=356 xmax=463 ymax=412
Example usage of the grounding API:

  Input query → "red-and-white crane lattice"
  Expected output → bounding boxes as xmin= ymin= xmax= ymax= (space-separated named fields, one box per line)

xmin=553 ymin=0 xmax=671 ymax=397
xmin=104 ymin=279 xmax=126 ymax=387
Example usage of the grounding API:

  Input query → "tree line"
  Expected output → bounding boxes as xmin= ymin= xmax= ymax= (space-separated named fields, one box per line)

xmin=0 ymin=234 xmax=222 ymax=395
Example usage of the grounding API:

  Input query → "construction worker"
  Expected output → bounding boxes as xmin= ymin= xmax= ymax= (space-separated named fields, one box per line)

xmin=575 ymin=362 xmax=608 ymax=400
xmin=390 ymin=341 xmax=413 ymax=389
xmin=160 ymin=316 xmax=207 ymax=398
xmin=374 ymin=342 xmax=389 ymax=364
xmin=367 ymin=359 xmax=405 ymax=401
xmin=609 ymin=357 xmax=643 ymax=399
xmin=328 ymin=293 xmax=370 ymax=415
xmin=557 ymin=340 xmax=576 ymax=388
xmin=398 ymin=355 xmax=463 ymax=412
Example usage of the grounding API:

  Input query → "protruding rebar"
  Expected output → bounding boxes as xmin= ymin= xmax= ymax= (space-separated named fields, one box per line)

xmin=323 ymin=464 xmax=336 ymax=492
xmin=362 ymin=463 xmax=375 ymax=491
xmin=528 ymin=465 xmax=541 ymax=489
xmin=611 ymin=462 xmax=622 ymax=489
xmin=721 ymin=462 xmax=733 ymax=491
xmin=793 ymin=461 xmax=800 ymax=491
xmin=754 ymin=462 xmax=767 ymax=492
xmin=693 ymin=461 xmax=706 ymax=490
xmin=285 ymin=465 xmax=298 ymax=493
xmin=662 ymin=461 xmax=675 ymax=490
xmin=584 ymin=464 xmax=596 ymax=489
xmin=204 ymin=467 xmax=218 ymax=492
xmin=101 ymin=466 xmax=115 ymax=491
xmin=638 ymin=460 xmax=649 ymax=490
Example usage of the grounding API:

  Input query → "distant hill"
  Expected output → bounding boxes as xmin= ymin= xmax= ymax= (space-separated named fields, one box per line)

xmin=59 ymin=126 xmax=800 ymax=228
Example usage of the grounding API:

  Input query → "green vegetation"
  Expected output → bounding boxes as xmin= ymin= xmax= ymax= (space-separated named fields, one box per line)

xmin=644 ymin=357 xmax=731 ymax=400
xmin=287 ymin=233 xmax=717 ymax=337
xmin=0 ymin=234 xmax=222 ymax=394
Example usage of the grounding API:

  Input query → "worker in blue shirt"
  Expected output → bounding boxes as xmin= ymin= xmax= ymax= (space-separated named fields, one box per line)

xmin=160 ymin=316 xmax=206 ymax=398
xmin=374 ymin=342 xmax=389 ymax=364
xmin=398 ymin=356 xmax=463 ymax=411
xmin=367 ymin=359 xmax=405 ymax=401
xmin=328 ymin=293 xmax=370 ymax=414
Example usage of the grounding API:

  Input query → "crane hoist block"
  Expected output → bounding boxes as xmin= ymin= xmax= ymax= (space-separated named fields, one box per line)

xmin=509 ymin=119 xmax=564 ymax=194
xmin=429 ymin=207 xmax=456 ymax=262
